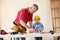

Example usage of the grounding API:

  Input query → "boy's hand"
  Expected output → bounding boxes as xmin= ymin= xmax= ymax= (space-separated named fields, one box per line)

xmin=36 ymin=28 xmax=43 ymax=31
xmin=29 ymin=28 xmax=35 ymax=33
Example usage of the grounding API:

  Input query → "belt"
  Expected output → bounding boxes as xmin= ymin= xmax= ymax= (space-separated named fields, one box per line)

xmin=13 ymin=21 xmax=18 ymax=26
xmin=13 ymin=21 xmax=27 ymax=32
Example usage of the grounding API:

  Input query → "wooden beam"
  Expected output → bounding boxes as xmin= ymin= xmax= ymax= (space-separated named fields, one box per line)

xmin=53 ymin=17 xmax=60 ymax=19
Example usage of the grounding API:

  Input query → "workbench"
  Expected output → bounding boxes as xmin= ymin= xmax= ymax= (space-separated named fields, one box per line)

xmin=0 ymin=32 xmax=60 ymax=40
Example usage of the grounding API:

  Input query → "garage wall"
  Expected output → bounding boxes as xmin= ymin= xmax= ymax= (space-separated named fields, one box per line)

xmin=0 ymin=0 xmax=53 ymax=32
xmin=0 ymin=0 xmax=54 ymax=40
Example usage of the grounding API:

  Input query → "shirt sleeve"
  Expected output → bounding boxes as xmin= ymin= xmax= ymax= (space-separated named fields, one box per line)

xmin=19 ymin=9 xmax=27 ymax=23
xmin=38 ymin=23 xmax=44 ymax=28
xmin=33 ymin=24 xmax=35 ymax=28
xmin=41 ymin=23 xmax=44 ymax=28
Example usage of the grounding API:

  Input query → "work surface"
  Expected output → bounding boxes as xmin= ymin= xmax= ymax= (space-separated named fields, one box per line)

xmin=0 ymin=32 xmax=60 ymax=37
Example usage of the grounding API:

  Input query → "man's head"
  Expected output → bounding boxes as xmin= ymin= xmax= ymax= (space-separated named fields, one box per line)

xmin=29 ymin=4 xmax=39 ymax=14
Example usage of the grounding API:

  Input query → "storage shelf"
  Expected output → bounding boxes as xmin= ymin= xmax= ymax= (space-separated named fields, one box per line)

xmin=51 ymin=0 xmax=60 ymax=32
xmin=51 ymin=0 xmax=60 ymax=1
xmin=51 ymin=7 xmax=60 ymax=9
xmin=54 ymin=27 xmax=60 ymax=28
xmin=53 ymin=17 xmax=60 ymax=19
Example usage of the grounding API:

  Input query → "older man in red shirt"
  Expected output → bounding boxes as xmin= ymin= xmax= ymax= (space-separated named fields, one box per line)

xmin=12 ymin=4 xmax=39 ymax=33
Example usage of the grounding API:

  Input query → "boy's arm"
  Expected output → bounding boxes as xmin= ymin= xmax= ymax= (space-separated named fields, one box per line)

xmin=39 ymin=24 xmax=44 ymax=30
xmin=36 ymin=24 xmax=44 ymax=31
xmin=37 ymin=28 xmax=44 ymax=30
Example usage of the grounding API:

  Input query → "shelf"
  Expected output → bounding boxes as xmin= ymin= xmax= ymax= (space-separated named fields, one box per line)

xmin=51 ymin=0 xmax=60 ymax=32
xmin=56 ymin=27 xmax=60 ymax=28
xmin=51 ymin=7 xmax=60 ymax=9
xmin=53 ymin=17 xmax=60 ymax=19
xmin=54 ymin=27 xmax=60 ymax=28
xmin=51 ymin=0 xmax=60 ymax=1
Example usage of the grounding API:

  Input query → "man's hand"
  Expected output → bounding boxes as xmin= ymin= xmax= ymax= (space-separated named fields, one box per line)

xmin=26 ymin=28 xmax=35 ymax=33
xmin=20 ymin=20 xmax=29 ymax=29
xmin=29 ymin=28 xmax=35 ymax=33
xmin=29 ymin=21 xmax=32 ymax=28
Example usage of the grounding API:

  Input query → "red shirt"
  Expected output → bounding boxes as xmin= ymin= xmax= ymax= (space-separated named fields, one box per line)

xmin=14 ymin=8 xmax=33 ymax=26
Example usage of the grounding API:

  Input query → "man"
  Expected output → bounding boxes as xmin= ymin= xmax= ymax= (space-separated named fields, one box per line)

xmin=12 ymin=4 xmax=39 ymax=33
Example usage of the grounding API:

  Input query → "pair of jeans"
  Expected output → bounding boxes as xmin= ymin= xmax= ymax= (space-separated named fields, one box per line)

xmin=21 ymin=37 xmax=42 ymax=40
xmin=11 ymin=37 xmax=25 ymax=40
xmin=20 ymin=37 xmax=25 ymax=40
xmin=35 ymin=37 xmax=42 ymax=40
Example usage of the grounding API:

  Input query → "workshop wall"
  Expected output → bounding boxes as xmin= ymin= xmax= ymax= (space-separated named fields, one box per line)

xmin=0 ymin=0 xmax=53 ymax=33
xmin=0 ymin=0 xmax=54 ymax=40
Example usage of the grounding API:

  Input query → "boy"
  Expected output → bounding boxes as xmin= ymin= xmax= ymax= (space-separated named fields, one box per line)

xmin=33 ymin=15 xmax=44 ymax=40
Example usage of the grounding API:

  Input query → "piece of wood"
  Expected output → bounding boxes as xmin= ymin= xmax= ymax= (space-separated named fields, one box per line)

xmin=53 ymin=17 xmax=60 ymax=19
xmin=50 ymin=0 xmax=60 ymax=32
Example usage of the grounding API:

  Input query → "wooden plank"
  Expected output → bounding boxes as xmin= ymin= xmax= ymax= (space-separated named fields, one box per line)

xmin=51 ymin=0 xmax=60 ymax=32
xmin=51 ymin=0 xmax=60 ymax=1
xmin=51 ymin=7 xmax=60 ymax=9
xmin=53 ymin=17 xmax=60 ymax=19
xmin=50 ymin=0 xmax=55 ymax=31
xmin=53 ymin=27 xmax=60 ymax=29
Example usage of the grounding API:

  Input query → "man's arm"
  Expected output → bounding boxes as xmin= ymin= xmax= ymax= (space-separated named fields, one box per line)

xmin=20 ymin=20 xmax=35 ymax=33
xmin=29 ymin=21 xmax=32 ymax=28
xmin=20 ymin=20 xmax=29 ymax=29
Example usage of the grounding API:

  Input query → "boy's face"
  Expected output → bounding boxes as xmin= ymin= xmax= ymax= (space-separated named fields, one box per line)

xmin=35 ymin=20 xmax=40 ymax=23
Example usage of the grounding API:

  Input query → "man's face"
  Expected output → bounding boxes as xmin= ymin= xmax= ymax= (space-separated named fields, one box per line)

xmin=29 ymin=6 xmax=38 ymax=14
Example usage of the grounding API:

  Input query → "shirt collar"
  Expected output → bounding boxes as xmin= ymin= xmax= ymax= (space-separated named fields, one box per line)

xmin=27 ymin=7 xmax=33 ymax=15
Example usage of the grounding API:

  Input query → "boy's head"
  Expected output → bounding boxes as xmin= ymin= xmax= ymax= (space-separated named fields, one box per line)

xmin=34 ymin=15 xmax=40 ymax=23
